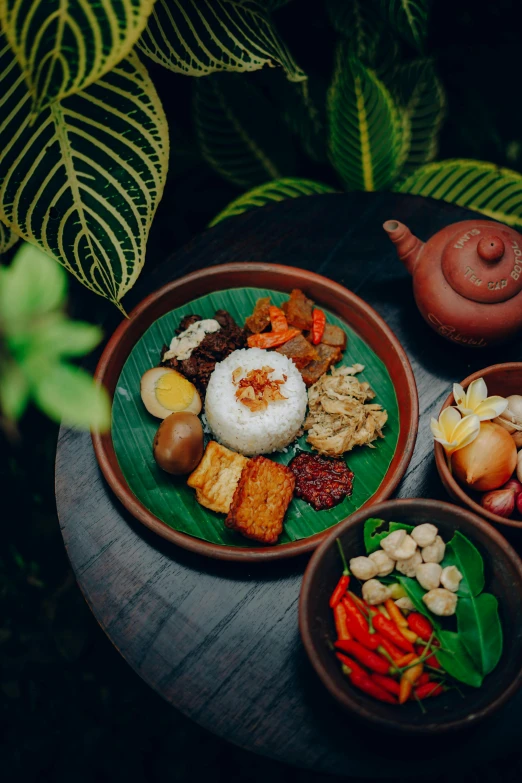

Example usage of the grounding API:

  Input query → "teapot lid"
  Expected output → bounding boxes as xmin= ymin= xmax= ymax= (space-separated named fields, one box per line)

xmin=442 ymin=225 xmax=522 ymax=303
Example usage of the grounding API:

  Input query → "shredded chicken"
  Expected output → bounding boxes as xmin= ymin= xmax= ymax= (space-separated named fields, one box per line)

xmin=304 ymin=364 xmax=388 ymax=456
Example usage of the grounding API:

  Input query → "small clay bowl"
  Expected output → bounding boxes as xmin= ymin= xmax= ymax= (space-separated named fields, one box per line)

xmin=435 ymin=363 xmax=522 ymax=528
xmin=299 ymin=498 xmax=522 ymax=734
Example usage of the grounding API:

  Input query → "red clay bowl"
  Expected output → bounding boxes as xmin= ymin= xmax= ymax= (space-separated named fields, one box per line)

xmin=92 ymin=262 xmax=418 ymax=562
xmin=299 ymin=498 xmax=522 ymax=734
xmin=435 ymin=363 xmax=522 ymax=529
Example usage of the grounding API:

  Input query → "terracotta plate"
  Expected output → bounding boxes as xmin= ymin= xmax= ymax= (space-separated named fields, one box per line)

xmin=92 ymin=263 xmax=418 ymax=561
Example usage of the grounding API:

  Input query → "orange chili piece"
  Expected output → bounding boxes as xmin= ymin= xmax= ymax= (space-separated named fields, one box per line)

xmin=269 ymin=305 xmax=288 ymax=333
xmin=384 ymin=598 xmax=409 ymax=628
xmin=373 ymin=613 xmax=415 ymax=653
xmin=333 ymin=602 xmax=351 ymax=641
xmin=311 ymin=308 xmax=326 ymax=344
xmin=247 ymin=328 xmax=300 ymax=349
xmin=395 ymin=652 xmax=415 ymax=668
xmin=399 ymin=660 xmax=424 ymax=704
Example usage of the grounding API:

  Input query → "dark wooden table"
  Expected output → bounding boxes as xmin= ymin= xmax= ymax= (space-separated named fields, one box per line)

xmin=56 ymin=193 xmax=522 ymax=778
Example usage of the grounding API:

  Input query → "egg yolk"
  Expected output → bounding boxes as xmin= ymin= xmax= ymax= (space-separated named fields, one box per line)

xmin=155 ymin=372 xmax=195 ymax=411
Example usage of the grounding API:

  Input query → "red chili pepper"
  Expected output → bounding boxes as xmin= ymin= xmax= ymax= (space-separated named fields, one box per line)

xmin=342 ymin=596 xmax=381 ymax=650
xmin=333 ymin=602 xmax=351 ymax=641
xmin=335 ymin=652 xmax=366 ymax=677
xmin=269 ymin=305 xmax=288 ymax=333
xmin=373 ymin=613 xmax=415 ymax=653
xmin=330 ymin=576 xmax=350 ymax=608
xmin=311 ymin=308 xmax=326 ymax=345
xmin=247 ymin=328 xmax=300 ymax=349
xmin=348 ymin=670 xmax=397 ymax=703
xmin=407 ymin=612 xmax=433 ymax=642
xmin=378 ymin=636 xmax=404 ymax=663
xmin=371 ymin=674 xmax=401 ymax=697
xmin=334 ymin=640 xmax=390 ymax=674
xmin=415 ymin=682 xmax=444 ymax=699
xmin=329 ymin=539 xmax=350 ymax=608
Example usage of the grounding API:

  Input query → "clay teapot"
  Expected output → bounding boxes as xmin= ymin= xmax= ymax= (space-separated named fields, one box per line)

xmin=384 ymin=219 xmax=522 ymax=347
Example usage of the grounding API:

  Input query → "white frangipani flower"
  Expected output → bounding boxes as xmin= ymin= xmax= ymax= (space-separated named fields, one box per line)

xmin=430 ymin=407 xmax=480 ymax=455
xmin=453 ymin=378 xmax=508 ymax=421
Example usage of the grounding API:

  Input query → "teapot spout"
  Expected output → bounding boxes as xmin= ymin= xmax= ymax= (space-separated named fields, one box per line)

xmin=383 ymin=220 xmax=424 ymax=276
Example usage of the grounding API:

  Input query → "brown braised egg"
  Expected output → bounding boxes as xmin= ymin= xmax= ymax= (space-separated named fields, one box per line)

xmin=153 ymin=412 xmax=204 ymax=475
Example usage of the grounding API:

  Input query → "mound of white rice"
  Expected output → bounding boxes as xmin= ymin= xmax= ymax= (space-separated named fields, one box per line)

xmin=205 ymin=348 xmax=307 ymax=455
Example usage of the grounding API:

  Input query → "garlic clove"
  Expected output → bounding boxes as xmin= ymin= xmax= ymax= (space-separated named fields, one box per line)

xmin=480 ymin=488 xmax=515 ymax=518
xmin=512 ymin=431 xmax=522 ymax=449
xmin=349 ymin=556 xmax=378 ymax=581
xmin=422 ymin=588 xmax=458 ymax=616
xmin=411 ymin=523 xmax=438 ymax=548
xmin=517 ymin=450 xmax=522 ymax=484
xmin=441 ymin=565 xmax=463 ymax=593
xmin=416 ymin=562 xmax=442 ymax=591
xmin=421 ymin=536 xmax=446 ymax=563
xmin=494 ymin=394 xmax=522 ymax=434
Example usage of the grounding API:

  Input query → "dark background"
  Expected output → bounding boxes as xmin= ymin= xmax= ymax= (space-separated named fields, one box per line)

xmin=3 ymin=1 xmax=522 ymax=780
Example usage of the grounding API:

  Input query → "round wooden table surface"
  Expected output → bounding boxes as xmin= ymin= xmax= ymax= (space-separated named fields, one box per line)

xmin=56 ymin=193 xmax=522 ymax=778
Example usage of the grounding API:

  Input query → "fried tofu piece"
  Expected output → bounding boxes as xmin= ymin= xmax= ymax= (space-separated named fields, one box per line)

xmin=321 ymin=323 xmax=347 ymax=350
xmin=187 ymin=441 xmax=249 ymax=514
xmin=245 ymin=297 xmax=271 ymax=334
xmin=282 ymin=289 xmax=314 ymax=330
xmin=301 ymin=344 xmax=342 ymax=387
xmin=276 ymin=333 xmax=318 ymax=369
xmin=225 ymin=456 xmax=295 ymax=544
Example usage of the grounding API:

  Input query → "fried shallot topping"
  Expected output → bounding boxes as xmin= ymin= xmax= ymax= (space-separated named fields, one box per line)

xmin=233 ymin=366 xmax=287 ymax=412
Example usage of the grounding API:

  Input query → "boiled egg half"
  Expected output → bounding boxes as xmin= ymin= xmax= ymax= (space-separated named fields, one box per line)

xmin=140 ymin=367 xmax=201 ymax=419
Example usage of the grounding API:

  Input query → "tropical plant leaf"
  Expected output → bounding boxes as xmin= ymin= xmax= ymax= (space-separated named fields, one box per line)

xmin=0 ymin=37 xmax=169 ymax=307
xmin=209 ymin=178 xmax=336 ymax=226
xmin=397 ymin=159 xmax=522 ymax=228
xmin=391 ymin=59 xmax=445 ymax=176
xmin=138 ymin=0 xmax=305 ymax=82
xmin=0 ymin=0 xmax=157 ymax=113
xmin=112 ymin=287 xmax=400 ymax=548
xmin=327 ymin=0 xmax=399 ymax=78
xmin=265 ymin=72 xmax=328 ymax=163
xmin=0 ymin=221 xmax=19 ymax=254
xmin=384 ymin=0 xmax=429 ymax=53
xmin=0 ymin=359 xmax=30 ymax=420
xmin=0 ymin=244 xmax=67 ymax=331
xmin=32 ymin=362 xmax=111 ymax=430
xmin=193 ymin=73 xmax=295 ymax=188
xmin=328 ymin=46 xmax=404 ymax=191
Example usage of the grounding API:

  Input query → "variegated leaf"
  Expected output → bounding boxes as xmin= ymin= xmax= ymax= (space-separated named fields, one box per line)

xmin=0 ymin=221 xmax=19 ymax=254
xmin=193 ymin=73 xmax=295 ymax=188
xmin=384 ymin=0 xmax=429 ymax=53
xmin=209 ymin=177 xmax=336 ymax=226
xmin=138 ymin=0 xmax=305 ymax=82
xmin=397 ymin=159 xmax=522 ymax=227
xmin=328 ymin=46 xmax=404 ymax=191
xmin=327 ymin=0 xmax=398 ymax=78
xmin=0 ymin=37 xmax=169 ymax=307
xmin=0 ymin=0 xmax=157 ymax=112
xmin=392 ymin=59 xmax=445 ymax=177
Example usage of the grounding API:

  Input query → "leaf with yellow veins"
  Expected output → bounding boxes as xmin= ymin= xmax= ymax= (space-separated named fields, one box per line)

xmin=0 ymin=0 xmax=157 ymax=112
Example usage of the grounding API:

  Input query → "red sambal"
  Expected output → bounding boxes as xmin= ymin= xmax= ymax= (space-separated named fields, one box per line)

xmin=289 ymin=452 xmax=353 ymax=511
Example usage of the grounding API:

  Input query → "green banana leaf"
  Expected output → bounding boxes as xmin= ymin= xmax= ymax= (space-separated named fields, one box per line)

xmin=111 ymin=287 xmax=399 ymax=549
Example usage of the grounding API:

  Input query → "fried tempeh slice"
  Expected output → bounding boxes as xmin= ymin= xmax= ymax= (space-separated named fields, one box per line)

xmin=282 ymin=289 xmax=314 ymax=330
xmin=276 ymin=333 xmax=318 ymax=369
xmin=225 ymin=456 xmax=295 ymax=544
xmin=300 ymin=343 xmax=342 ymax=387
xmin=321 ymin=323 xmax=347 ymax=349
xmin=245 ymin=297 xmax=271 ymax=334
xmin=187 ymin=440 xmax=249 ymax=514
